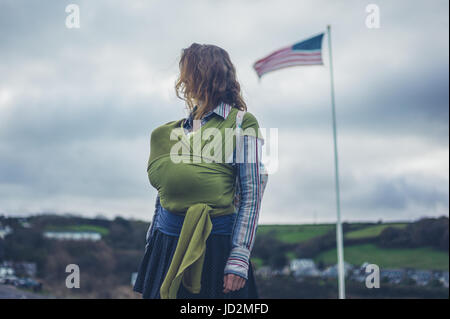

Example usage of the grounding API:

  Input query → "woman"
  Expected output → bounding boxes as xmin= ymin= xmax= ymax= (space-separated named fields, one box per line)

xmin=133 ymin=43 xmax=267 ymax=299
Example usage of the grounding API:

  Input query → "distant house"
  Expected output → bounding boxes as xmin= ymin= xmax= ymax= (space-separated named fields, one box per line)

xmin=380 ymin=269 xmax=406 ymax=284
xmin=0 ymin=224 xmax=12 ymax=239
xmin=409 ymin=270 xmax=433 ymax=286
xmin=290 ymin=259 xmax=313 ymax=272
xmin=290 ymin=259 xmax=320 ymax=278
xmin=255 ymin=266 xmax=273 ymax=279
xmin=18 ymin=218 xmax=31 ymax=228
xmin=14 ymin=262 xmax=37 ymax=277
xmin=322 ymin=262 xmax=353 ymax=278
xmin=43 ymin=231 xmax=102 ymax=241
xmin=439 ymin=272 xmax=449 ymax=288
xmin=0 ymin=264 xmax=15 ymax=278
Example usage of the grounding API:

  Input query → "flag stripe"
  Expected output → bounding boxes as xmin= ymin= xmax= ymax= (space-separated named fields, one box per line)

xmin=255 ymin=55 xmax=323 ymax=71
xmin=255 ymin=46 xmax=291 ymax=63
xmin=256 ymin=59 xmax=323 ymax=76
xmin=255 ymin=48 xmax=322 ymax=64
xmin=254 ymin=50 xmax=322 ymax=67
xmin=253 ymin=33 xmax=325 ymax=77
xmin=255 ymin=57 xmax=323 ymax=75
xmin=257 ymin=62 xmax=322 ymax=77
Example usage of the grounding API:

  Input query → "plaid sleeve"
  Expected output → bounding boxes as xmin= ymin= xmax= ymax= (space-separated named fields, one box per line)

xmin=224 ymin=135 xmax=266 ymax=279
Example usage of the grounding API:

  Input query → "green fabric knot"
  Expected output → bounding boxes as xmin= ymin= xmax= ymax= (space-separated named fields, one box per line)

xmin=159 ymin=203 xmax=235 ymax=299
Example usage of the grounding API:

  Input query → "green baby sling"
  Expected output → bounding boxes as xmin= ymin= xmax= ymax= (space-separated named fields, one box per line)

xmin=146 ymin=107 xmax=261 ymax=299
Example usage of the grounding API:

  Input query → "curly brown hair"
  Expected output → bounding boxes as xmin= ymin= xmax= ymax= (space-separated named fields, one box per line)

xmin=175 ymin=43 xmax=247 ymax=120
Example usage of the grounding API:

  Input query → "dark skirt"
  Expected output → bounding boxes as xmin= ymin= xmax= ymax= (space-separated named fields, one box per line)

xmin=133 ymin=228 xmax=259 ymax=299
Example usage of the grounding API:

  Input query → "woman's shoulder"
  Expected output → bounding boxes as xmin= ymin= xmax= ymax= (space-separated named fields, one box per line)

xmin=240 ymin=111 xmax=263 ymax=140
xmin=241 ymin=111 xmax=260 ymax=129
xmin=150 ymin=119 xmax=184 ymax=138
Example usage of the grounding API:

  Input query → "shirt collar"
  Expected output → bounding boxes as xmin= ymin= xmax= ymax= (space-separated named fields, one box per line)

xmin=210 ymin=102 xmax=233 ymax=119
xmin=184 ymin=102 xmax=233 ymax=129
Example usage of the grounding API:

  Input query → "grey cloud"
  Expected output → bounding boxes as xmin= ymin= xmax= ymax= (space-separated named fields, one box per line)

xmin=366 ymin=177 xmax=449 ymax=210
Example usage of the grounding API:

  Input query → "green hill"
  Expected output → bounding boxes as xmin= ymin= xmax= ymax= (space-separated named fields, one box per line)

xmin=314 ymin=244 xmax=449 ymax=271
xmin=45 ymin=224 xmax=110 ymax=236
xmin=345 ymin=223 xmax=407 ymax=239
xmin=257 ymin=224 xmax=334 ymax=244
xmin=253 ymin=218 xmax=449 ymax=271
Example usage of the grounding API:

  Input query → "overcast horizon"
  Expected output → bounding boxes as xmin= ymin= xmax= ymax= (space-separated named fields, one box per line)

xmin=0 ymin=0 xmax=448 ymax=224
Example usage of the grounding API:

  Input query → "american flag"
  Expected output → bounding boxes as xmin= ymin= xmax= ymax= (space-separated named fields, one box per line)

xmin=253 ymin=33 xmax=325 ymax=78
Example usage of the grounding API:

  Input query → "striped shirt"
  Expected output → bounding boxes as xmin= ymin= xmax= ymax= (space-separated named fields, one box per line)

xmin=146 ymin=102 xmax=267 ymax=280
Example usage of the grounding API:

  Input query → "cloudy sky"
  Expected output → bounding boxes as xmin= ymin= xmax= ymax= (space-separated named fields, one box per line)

xmin=0 ymin=0 xmax=448 ymax=224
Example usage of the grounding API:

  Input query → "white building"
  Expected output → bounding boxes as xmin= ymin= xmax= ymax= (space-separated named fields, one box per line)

xmin=322 ymin=262 xmax=353 ymax=278
xmin=255 ymin=266 xmax=273 ymax=279
xmin=440 ymin=272 xmax=449 ymax=288
xmin=0 ymin=265 xmax=15 ymax=278
xmin=290 ymin=259 xmax=314 ymax=271
xmin=0 ymin=225 xmax=12 ymax=239
xmin=290 ymin=259 xmax=321 ymax=277
xmin=43 ymin=231 xmax=102 ymax=241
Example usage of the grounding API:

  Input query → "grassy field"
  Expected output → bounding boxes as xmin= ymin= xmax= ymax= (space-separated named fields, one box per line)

xmin=314 ymin=244 xmax=449 ymax=271
xmin=345 ymin=223 xmax=407 ymax=239
xmin=257 ymin=224 xmax=334 ymax=244
xmin=45 ymin=225 xmax=110 ymax=236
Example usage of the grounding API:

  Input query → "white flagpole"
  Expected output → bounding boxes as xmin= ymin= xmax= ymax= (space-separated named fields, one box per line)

xmin=327 ymin=24 xmax=345 ymax=299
